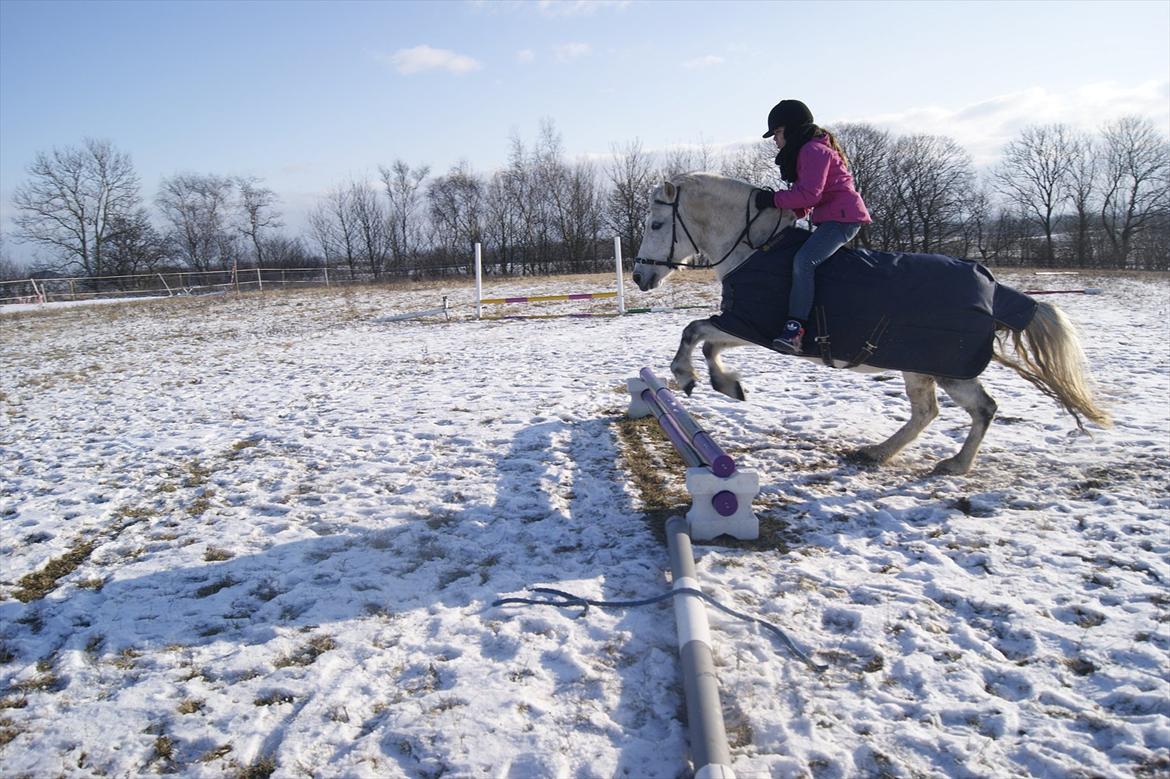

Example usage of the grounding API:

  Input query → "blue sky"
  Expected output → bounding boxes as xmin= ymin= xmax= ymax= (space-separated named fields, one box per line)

xmin=1 ymin=0 xmax=1168 ymax=261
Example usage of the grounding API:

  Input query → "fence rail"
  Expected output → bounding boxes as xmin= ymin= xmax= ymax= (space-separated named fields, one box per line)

xmin=1 ymin=256 xmax=632 ymax=307
xmin=0 ymin=264 xmax=473 ymax=306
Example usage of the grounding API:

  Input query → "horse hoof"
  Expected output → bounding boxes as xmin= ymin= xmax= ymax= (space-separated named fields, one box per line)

xmin=931 ymin=458 xmax=971 ymax=476
xmin=712 ymin=379 xmax=745 ymax=401
xmin=845 ymin=448 xmax=884 ymax=465
xmin=682 ymin=380 xmax=696 ymax=396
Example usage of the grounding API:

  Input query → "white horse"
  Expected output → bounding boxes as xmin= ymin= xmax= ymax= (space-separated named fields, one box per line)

xmin=631 ymin=172 xmax=1110 ymax=475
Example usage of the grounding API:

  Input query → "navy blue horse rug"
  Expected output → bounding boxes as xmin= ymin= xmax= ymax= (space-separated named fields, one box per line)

xmin=709 ymin=227 xmax=1038 ymax=380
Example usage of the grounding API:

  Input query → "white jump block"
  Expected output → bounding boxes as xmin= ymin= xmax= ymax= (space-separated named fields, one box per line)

xmin=685 ymin=467 xmax=759 ymax=541
xmin=626 ymin=375 xmax=760 ymax=541
xmin=626 ymin=378 xmax=655 ymax=418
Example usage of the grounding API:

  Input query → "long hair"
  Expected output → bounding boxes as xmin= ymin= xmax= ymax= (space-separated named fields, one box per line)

xmin=778 ymin=124 xmax=850 ymax=183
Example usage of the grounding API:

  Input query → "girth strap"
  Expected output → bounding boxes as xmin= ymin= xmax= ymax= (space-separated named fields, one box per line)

xmin=812 ymin=308 xmax=890 ymax=369
xmin=814 ymin=306 xmax=833 ymax=367
xmin=844 ymin=316 xmax=891 ymax=369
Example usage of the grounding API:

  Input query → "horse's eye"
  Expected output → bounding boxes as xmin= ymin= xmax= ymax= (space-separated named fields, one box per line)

xmin=651 ymin=221 xmax=663 ymax=230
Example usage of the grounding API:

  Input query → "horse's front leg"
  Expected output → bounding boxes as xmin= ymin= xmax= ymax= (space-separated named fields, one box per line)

xmin=702 ymin=335 xmax=750 ymax=400
xmin=670 ymin=320 xmax=706 ymax=396
xmin=671 ymin=319 xmax=750 ymax=399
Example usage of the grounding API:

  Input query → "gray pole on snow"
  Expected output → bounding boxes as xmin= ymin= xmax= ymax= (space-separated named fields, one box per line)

xmin=665 ymin=515 xmax=736 ymax=778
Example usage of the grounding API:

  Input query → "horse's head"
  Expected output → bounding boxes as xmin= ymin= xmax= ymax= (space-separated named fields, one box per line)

xmin=631 ymin=179 xmax=699 ymax=291
xmin=632 ymin=173 xmax=792 ymax=292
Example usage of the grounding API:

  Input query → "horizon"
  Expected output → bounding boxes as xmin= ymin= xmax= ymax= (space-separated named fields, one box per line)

xmin=2 ymin=0 xmax=1168 ymax=268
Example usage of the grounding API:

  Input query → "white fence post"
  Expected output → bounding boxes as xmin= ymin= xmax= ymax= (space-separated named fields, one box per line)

xmin=256 ymin=267 xmax=263 ymax=292
xmin=613 ymin=236 xmax=626 ymax=315
xmin=474 ymin=242 xmax=483 ymax=320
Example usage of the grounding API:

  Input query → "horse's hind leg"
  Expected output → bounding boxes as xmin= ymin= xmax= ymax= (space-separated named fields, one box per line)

xmin=852 ymin=372 xmax=938 ymax=465
xmin=933 ymin=377 xmax=997 ymax=475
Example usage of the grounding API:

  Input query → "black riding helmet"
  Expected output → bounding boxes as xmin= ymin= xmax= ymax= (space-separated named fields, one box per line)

xmin=764 ymin=99 xmax=819 ymax=182
xmin=762 ymin=100 xmax=814 ymax=138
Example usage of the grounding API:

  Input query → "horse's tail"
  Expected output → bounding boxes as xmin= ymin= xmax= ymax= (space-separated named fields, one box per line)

xmin=993 ymin=301 xmax=1111 ymax=430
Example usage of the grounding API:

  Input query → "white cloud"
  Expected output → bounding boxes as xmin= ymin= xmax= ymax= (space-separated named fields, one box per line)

xmin=848 ymin=80 xmax=1170 ymax=168
xmin=554 ymin=42 xmax=592 ymax=62
xmin=380 ymin=45 xmax=482 ymax=75
xmin=682 ymin=55 xmax=724 ymax=70
xmin=516 ymin=49 xmax=536 ymax=64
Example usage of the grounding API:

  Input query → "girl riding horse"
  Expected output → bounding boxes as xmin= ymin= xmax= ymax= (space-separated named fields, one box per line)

xmin=755 ymin=100 xmax=871 ymax=354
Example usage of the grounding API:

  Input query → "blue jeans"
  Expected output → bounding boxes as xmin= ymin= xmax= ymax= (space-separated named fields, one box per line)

xmin=788 ymin=221 xmax=862 ymax=322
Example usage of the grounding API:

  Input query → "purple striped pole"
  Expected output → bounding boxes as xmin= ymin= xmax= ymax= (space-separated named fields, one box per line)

xmin=644 ymin=386 xmax=737 ymax=518
xmin=639 ymin=368 xmax=736 ymax=478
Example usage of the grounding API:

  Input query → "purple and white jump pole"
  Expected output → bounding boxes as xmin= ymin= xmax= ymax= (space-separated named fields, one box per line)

xmin=627 ymin=367 xmax=759 ymax=542
xmin=628 ymin=367 xmax=758 ymax=777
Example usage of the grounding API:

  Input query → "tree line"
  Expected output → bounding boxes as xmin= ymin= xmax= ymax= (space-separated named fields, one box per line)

xmin=4 ymin=115 xmax=1168 ymax=288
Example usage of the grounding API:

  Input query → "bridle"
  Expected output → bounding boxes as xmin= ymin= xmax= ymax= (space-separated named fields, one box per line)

xmin=632 ymin=185 xmax=787 ymax=271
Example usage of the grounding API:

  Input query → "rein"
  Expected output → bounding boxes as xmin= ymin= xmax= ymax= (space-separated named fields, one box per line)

xmin=633 ymin=185 xmax=786 ymax=271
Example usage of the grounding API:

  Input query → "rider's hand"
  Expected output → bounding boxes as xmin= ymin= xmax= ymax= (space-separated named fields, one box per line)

xmin=754 ymin=189 xmax=776 ymax=211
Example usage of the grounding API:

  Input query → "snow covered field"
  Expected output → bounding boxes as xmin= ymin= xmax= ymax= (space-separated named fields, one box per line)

xmin=1 ymin=269 xmax=1167 ymax=778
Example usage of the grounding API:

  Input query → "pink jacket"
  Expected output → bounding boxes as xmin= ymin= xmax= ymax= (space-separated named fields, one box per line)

xmin=771 ymin=136 xmax=871 ymax=224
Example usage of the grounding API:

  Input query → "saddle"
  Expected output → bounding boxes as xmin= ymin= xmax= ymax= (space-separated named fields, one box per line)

xmin=708 ymin=227 xmax=1037 ymax=379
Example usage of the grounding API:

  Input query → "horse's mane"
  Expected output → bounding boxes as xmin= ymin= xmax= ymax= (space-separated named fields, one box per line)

xmin=668 ymin=171 xmax=756 ymax=202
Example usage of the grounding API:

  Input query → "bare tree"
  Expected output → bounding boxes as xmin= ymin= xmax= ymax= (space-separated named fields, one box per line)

xmin=348 ymin=180 xmax=391 ymax=278
xmin=558 ymin=159 xmax=605 ymax=272
xmin=993 ymin=124 xmax=1075 ymax=265
xmin=379 ymin=160 xmax=430 ymax=274
xmin=505 ymin=124 xmax=567 ymax=275
xmin=957 ymin=185 xmax=994 ymax=261
xmin=235 ymin=177 xmax=282 ymax=267
xmin=501 ymin=133 xmax=543 ymax=275
xmin=156 ymin=173 xmax=238 ymax=271
xmin=888 ymin=134 xmax=974 ymax=253
xmin=718 ymin=141 xmax=780 ymax=189
xmin=831 ymin=123 xmax=893 ymax=247
xmin=12 ymin=139 xmax=142 ymax=282
xmin=532 ymin=120 xmax=571 ymax=273
xmin=1065 ymin=132 xmax=1098 ymax=266
xmin=659 ymin=146 xmax=702 ymax=180
xmin=0 ymin=232 xmax=21 ymax=281
xmin=261 ymin=235 xmax=315 ymax=269
xmin=483 ymin=170 xmax=521 ymax=275
xmin=1098 ymin=116 xmax=1170 ymax=268
xmin=104 ymin=209 xmax=168 ymax=282
xmin=427 ymin=162 xmax=485 ymax=273
xmin=309 ymin=186 xmax=360 ymax=279
xmin=605 ymin=139 xmax=655 ymax=264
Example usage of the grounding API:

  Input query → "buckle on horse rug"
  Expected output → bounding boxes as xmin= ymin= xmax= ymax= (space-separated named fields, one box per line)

xmin=813 ymin=307 xmax=890 ymax=369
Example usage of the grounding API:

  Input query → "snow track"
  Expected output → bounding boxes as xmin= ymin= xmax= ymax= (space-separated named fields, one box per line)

xmin=1 ymin=273 xmax=1167 ymax=777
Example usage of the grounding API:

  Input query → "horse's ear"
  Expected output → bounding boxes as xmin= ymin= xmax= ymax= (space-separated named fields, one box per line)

xmin=663 ymin=181 xmax=676 ymax=200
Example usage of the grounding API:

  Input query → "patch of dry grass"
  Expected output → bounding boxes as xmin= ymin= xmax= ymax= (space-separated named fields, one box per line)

xmin=13 ymin=504 xmax=157 ymax=602
xmin=14 ymin=540 xmax=97 ymax=603
xmin=236 ymin=754 xmax=277 ymax=778
xmin=177 ymin=699 xmax=204 ymax=715
xmin=274 ymin=635 xmax=336 ymax=668
xmin=194 ymin=577 xmax=238 ymax=599
xmin=0 ymin=716 xmax=21 ymax=748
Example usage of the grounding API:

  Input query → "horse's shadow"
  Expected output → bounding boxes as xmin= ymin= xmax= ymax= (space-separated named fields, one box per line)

xmin=0 ymin=414 xmax=692 ymax=778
